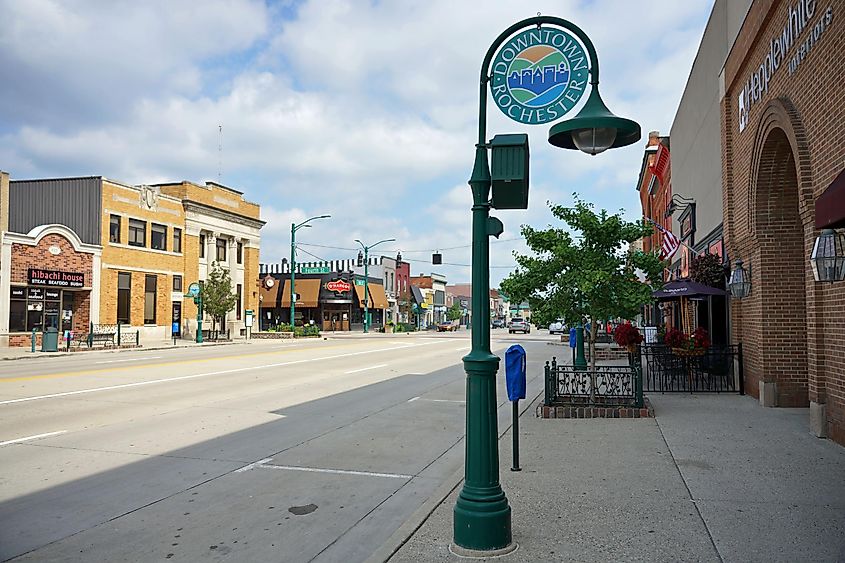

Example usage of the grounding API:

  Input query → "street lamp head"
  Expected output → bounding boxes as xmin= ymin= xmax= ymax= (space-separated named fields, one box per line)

xmin=547 ymin=87 xmax=640 ymax=155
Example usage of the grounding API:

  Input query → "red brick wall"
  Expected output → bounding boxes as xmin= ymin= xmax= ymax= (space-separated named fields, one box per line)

xmin=9 ymin=232 xmax=95 ymax=346
xmin=722 ymin=0 xmax=845 ymax=442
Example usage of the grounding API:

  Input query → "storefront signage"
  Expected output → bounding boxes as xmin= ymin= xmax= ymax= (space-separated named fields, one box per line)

xmin=28 ymin=268 xmax=84 ymax=288
xmin=737 ymin=1 xmax=834 ymax=132
xmin=27 ymin=287 xmax=44 ymax=300
xmin=45 ymin=289 xmax=61 ymax=300
xmin=491 ymin=27 xmax=589 ymax=125
xmin=301 ymin=266 xmax=331 ymax=274
xmin=11 ymin=287 xmax=25 ymax=299
xmin=325 ymin=279 xmax=351 ymax=293
xmin=354 ymin=279 xmax=366 ymax=286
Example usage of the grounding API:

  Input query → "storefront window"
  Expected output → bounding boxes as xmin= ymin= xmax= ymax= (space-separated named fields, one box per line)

xmin=9 ymin=289 xmax=26 ymax=332
xmin=144 ymin=275 xmax=157 ymax=324
xmin=237 ymin=242 xmax=243 ymax=264
xmin=173 ymin=228 xmax=182 ymax=253
xmin=199 ymin=233 xmax=206 ymax=258
xmin=151 ymin=223 xmax=167 ymax=250
xmin=118 ymin=272 xmax=131 ymax=324
xmin=129 ymin=219 xmax=146 ymax=247
xmin=110 ymin=215 xmax=121 ymax=243
xmin=236 ymin=284 xmax=242 ymax=320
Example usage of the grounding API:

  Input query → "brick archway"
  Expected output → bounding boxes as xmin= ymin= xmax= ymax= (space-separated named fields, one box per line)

xmin=748 ymin=99 xmax=812 ymax=407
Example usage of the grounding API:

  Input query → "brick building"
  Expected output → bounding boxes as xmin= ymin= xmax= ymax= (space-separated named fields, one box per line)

xmin=0 ymin=175 xmax=263 ymax=347
xmin=721 ymin=0 xmax=844 ymax=443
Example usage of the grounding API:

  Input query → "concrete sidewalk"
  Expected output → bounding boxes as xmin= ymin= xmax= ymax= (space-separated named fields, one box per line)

xmin=385 ymin=393 xmax=845 ymax=562
xmin=0 ymin=339 xmax=240 ymax=360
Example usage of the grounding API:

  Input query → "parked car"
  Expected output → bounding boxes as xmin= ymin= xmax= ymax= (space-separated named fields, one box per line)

xmin=508 ymin=317 xmax=530 ymax=334
xmin=549 ymin=319 xmax=567 ymax=334
xmin=491 ymin=318 xmax=506 ymax=329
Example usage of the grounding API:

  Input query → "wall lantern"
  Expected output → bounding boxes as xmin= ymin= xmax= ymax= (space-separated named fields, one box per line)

xmin=547 ymin=88 xmax=641 ymax=155
xmin=810 ymin=228 xmax=845 ymax=282
xmin=728 ymin=259 xmax=752 ymax=298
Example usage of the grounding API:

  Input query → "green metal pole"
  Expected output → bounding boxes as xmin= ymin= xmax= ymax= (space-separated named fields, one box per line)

xmin=196 ymin=295 xmax=203 ymax=343
xmin=574 ymin=323 xmax=587 ymax=370
xmin=363 ymin=247 xmax=369 ymax=333
xmin=290 ymin=222 xmax=296 ymax=332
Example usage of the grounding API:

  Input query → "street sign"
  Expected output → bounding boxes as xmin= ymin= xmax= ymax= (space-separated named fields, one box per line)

xmin=187 ymin=282 xmax=200 ymax=297
xmin=489 ymin=27 xmax=589 ymax=125
xmin=301 ymin=266 xmax=331 ymax=274
xmin=354 ymin=279 xmax=366 ymax=286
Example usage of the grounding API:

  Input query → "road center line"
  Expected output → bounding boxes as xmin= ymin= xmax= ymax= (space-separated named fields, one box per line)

xmin=95 ymin=356 xmax=161 ymax=364
xmin=0 ymin=341 xmax=440 ymax=406
xmin=454 ymin=346 xmax=471 ymax=351
xmin=344 ymin=364 xmax=388 ymax=374
xmin=419 ymin=398 xmax=466 ymax=404
xmin=0 ymin=430 xmax=67 ymax=446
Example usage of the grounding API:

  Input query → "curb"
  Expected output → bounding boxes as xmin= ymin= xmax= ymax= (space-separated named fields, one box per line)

xmin=368 ymin=386 xmax=544 ymax=563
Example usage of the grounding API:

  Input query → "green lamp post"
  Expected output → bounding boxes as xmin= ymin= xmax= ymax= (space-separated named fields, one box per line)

xmin=290 ymin=215 xmax=331 ymax=331
xmin=355 ymin=238 xmax=395 ymax=333
xmin=454 ymin=16 xmax=640 ymax=554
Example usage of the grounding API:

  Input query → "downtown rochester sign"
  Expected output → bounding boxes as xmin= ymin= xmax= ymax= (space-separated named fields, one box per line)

xmin=737 ymin=0 xmax=834 ymax=132
xmin=28 ymin=268 xmax=85 ymax=288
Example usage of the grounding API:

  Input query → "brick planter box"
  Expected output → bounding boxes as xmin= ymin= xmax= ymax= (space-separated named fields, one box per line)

xmin=251 ymin=331 xmax=295 ymax=339
xmin=536 ymin=397 xmax=654 ymax=419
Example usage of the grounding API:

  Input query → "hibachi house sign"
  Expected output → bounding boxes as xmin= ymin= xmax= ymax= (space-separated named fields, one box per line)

xmin=490 ymin=27 xmax=589 ymax=125
xmin=28 ymin=268 xmax=85 ymax=288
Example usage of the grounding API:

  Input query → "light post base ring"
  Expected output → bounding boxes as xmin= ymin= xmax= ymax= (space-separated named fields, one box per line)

xmin=449 ymin=541 xmax=519 ymax=559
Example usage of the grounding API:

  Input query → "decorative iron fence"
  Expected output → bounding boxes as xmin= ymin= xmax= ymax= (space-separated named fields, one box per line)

xmin=638 ymin=344 xmax=744 ymax=394
xmin=544 ymin=357 xmax=643 ymax=408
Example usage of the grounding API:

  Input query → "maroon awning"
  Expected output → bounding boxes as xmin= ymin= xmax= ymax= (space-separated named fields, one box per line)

xmin=816 ymin=168 xmax=845 ymax=229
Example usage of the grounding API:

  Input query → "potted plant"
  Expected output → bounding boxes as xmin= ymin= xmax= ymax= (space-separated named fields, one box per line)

xmin=613 ymin=322 xmax=643 ymax=352
xmin=665 ymin=327 xmax=710 ymax=356
xmin=385 ymin=321 xmax=394 ymax=334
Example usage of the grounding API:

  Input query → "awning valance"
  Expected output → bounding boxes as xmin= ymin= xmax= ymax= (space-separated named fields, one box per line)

xmin=652 ymin=279 xmax=728 ymax=300
xmin=815 ymin=168 xmax=845 ymax=229
xmin=281 ymin=279 xmax=321 ymax=308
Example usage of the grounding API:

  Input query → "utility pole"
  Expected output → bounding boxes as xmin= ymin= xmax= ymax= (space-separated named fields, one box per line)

xmin=355 ymin=238 xmax=395 ymax=333
xmin=290 ymin=215 xmax=331 ymax=332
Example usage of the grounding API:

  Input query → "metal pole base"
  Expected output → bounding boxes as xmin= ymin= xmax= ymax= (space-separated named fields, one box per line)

xmin=453 ymin=491 xmax=512 ymax=551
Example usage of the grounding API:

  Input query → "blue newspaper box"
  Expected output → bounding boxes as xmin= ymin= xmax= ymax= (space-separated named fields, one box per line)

xmin=505 ymin=344 xmax=526 ymax=401
xmin=569 ymin=327 xmax=577 ymax=348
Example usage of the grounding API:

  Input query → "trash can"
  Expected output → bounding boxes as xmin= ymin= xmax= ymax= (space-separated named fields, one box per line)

xmin=41 ymin=327 xmax=59 ymax=352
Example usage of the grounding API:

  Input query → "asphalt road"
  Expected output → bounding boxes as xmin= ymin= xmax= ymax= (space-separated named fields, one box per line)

xmin=0 ymin=330 xmax=556 ymax=562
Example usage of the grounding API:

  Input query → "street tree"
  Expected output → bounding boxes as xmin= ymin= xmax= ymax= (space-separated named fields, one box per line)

xmin=447 ymin=302 xmax=463 ymax=321
xmin=203 ymin=262 xmax=239 ymax=333
xmin=500 ymin=196 xmax=663 ymax=375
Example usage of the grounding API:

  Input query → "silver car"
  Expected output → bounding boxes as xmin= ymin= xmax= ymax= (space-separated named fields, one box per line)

xmin=508 ymin=318 xmax=530 ymax=334
xmin=549 ymin=319 xmax=566 ymax=334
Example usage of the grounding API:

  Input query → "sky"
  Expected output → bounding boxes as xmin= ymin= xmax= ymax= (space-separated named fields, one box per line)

xmin=0 ymin=0 xmax=714 ymax=287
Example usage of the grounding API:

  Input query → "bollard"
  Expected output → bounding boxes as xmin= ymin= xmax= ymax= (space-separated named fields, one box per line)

xmin=31 ymin=327 xmax=36 ymax=353
xmin=136 ymin=330 xmax=140 ymax=347
xmin=511 ymin=401 xmax=521 ymax=472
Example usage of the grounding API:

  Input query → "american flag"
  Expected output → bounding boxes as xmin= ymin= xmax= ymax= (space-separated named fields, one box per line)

xmin=650 ymin=220 xmax=680 ymax=261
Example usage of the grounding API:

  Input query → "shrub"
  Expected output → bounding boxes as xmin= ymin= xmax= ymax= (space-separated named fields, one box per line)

xmin=613 ymin=322 xmax=643 ymax=347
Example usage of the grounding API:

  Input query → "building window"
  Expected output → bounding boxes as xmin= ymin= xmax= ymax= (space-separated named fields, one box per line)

xmin=144 ymin=275 xmax=157 ymax=325
xmin=236 ymin=284 xmax=242 ymax=320
xmin=129 ymin=219 xmax=146 ymax=247
xmin=173 ymin=228 xmax=182 ymax=253
xmin=9 ymin=292 xmax=26 ymax=332
xmin=151 ymin=223 xmax=167 ymax=250
xmin=237 ymin=242 xmax=243 ymax=264
xmin=117 ymin=272 xmax=131 ymax=324
xmin=173 ymin=275 xmax=183 ymax=292
xmin=109 ymin=215 xmax=121 ymax=243
xmin=199 ymin=233 xmax=206 ymax=258
xmin=216 ymin=237 xmax=227 ymax=262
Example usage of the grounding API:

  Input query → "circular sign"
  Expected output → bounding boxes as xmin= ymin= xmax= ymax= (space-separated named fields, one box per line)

xmin=187 ymin=282 xmax=200 ymax=297
xmin=264 ymin=277 xmax=275 ymax=288
xmin=490 ymin=27 xmax=589 ymax=125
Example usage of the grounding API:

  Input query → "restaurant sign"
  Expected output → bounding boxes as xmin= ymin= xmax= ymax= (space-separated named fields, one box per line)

xmin=28 ymin=268 xmax=84 ymax=288
xmin=325 ymin=279 xmax=352 ymax=293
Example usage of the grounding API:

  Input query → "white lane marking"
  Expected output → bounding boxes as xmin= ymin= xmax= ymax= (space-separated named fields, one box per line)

xmin=0 ymin=341 xmax=441 ymax=406
xmin=407 ymin=396 xmax=420 ymax=402
xmin=95 ymin=356 xmax=161 ymax=364
xmin=420 ymin=398 xmax=466 ymax=404
xmin=454 ymin=347 xmax=470 ymax=351
xmin=344 ymin=364 xmax=388 ymax=374
xmin=235 ymin=457 xmax=273 ymax=473
xmin=258 ymin=463 xmax=411 ymax=480
xmin=0 ymin=430 xmax=67 ymax=446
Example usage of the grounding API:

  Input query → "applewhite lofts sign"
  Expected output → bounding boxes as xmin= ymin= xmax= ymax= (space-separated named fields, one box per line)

xmin=28 ymin=268 xmax=85 ymax=288
xmin=737 ymin=0 xmax=834 ymax=132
